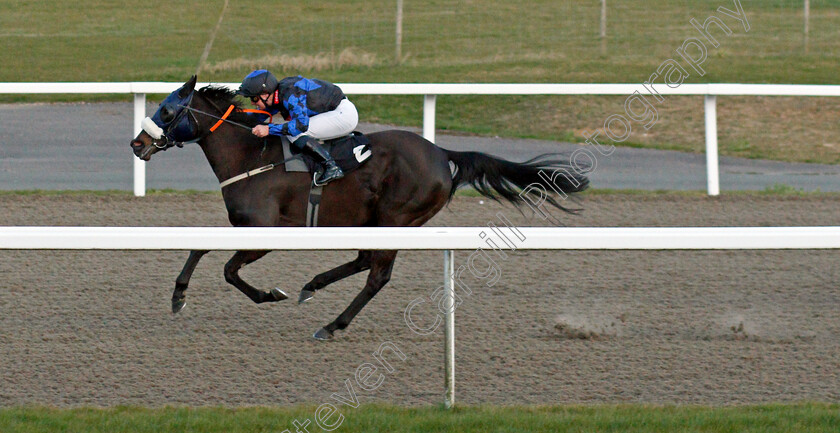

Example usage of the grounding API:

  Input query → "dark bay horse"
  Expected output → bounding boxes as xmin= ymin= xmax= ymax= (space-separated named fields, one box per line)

xmin=130 ymin=76 xmax=588 ymax=340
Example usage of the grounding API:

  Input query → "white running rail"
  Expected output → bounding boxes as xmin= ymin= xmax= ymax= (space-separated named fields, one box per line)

xmin=2 ymin=82 xmax=839 ymax=197
xmin=3 ymin=226 xmax=840 ymax=250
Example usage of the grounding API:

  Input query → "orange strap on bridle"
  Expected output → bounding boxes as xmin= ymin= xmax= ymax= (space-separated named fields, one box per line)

xmin=209 ymin=105 xmax=235 ymax=132
xmin=241 ymin=109 xmax=273 ymax=121
xmin=208 ymin=105 xmax=274 ymax=133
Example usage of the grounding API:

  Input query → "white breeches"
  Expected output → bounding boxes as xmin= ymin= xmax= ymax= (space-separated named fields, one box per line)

xmin=292 ymin=98 xmax=359 ymax=141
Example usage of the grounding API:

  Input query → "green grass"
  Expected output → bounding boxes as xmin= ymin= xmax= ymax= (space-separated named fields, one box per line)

xmin=0 ymin=403 xmax=837 ymax=433
xmin=2 ymin=1 xmax=840 ymax=163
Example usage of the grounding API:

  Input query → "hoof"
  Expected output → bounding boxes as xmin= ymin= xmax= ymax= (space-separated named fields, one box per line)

xmin=270 ymin=287 xmax=288 ymax=301
xmin=299 ymin=289 xmax=315 ymax=304
xmin=172 ymin=298 xmax=186 ymax=314
xmin=313 ymin=327 xmax=333 ymax=341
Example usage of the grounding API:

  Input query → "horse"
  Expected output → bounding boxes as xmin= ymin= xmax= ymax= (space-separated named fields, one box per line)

xmin=130 ymin=76 xmax=588 ymax=340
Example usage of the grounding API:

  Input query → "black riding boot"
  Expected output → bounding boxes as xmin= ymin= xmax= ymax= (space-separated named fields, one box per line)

xmin=295 ymin=136 xmax=345 ymax=185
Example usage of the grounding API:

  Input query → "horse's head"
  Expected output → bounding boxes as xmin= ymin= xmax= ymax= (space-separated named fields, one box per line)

xmin=130 ymin=76 xmax=201 ymax=161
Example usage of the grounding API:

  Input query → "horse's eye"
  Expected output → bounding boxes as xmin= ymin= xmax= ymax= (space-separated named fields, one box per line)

xmin=160 ymin=105 xmax=176 ymax=124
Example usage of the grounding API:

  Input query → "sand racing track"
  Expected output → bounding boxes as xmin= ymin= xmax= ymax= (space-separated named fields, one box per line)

xmin=0 ymin=193 xmax=838 ymax=407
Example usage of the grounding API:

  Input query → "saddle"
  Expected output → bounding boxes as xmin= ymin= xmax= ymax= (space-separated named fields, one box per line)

xmin=281 ymin=132 xmax=373 ymax=227
xmin=281 ymin=132 xmax=372 ymax=175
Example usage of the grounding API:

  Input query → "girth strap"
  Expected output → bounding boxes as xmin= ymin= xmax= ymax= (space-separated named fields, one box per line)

xmin=306 ymin=185 xmax=324 ymax=227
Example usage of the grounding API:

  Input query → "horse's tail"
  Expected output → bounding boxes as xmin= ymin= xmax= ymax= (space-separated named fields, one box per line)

xmin=443 ymin=149 xmax=589 ymax=213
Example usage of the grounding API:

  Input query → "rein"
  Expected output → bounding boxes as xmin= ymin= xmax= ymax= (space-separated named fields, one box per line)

xmin=180 ymin=104 xmax=273 ymax=133
xmin=187 ymin=101 xmax=294 ymax=189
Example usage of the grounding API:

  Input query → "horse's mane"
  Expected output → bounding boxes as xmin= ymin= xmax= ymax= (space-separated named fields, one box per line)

xmin=198 ymin=85 xmax=239 ymax=104
xmin=197 ymin=85 xmax=261 ymax=127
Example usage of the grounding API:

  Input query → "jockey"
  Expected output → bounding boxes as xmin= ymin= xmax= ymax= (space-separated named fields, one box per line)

xmin=236 ymin=69 xmax=358 ymax=185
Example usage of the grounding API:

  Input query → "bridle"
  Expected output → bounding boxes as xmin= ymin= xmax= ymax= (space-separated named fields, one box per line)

xmin=182 ymin=92 xmax=273 ymax=137
xmin=157 ymin=109 xmax=200 ymax=149
xmin=185 ymin=103 xmax=272 ymax=134
xmin=143 ymin=89 xmax=272 ymax=151
xmin=141 ymin=86 xmax=287 ymax=189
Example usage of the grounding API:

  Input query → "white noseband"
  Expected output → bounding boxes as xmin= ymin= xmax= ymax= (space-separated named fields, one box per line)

xmin=141 ymin=117 xmax=164 ymax=140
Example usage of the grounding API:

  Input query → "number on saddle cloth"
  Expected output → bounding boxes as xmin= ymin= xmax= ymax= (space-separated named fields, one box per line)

xmin=282 ymin=132 xmax=372 ymax=175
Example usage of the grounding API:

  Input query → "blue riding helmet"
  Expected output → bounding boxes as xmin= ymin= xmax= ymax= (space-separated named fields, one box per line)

xmin=237 ymin=69 xmax=279 ymax=97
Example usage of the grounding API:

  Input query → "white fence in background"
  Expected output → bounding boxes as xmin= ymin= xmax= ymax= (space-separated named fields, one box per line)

xmin=2 ymin=82 xmax=840 ymax=197
xmin=4 ymin=225 xmax=840 ymax=408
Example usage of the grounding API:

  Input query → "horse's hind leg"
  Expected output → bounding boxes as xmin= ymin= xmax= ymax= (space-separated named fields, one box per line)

xmin=225 ymin=250 xmax=289 ymax=304
xmin=298 ymin=250 xmax=373 ymax=304
xmin=172 ymin=249 xmax=209 ymax=313
xmin=314 ymin=250 xmax=397 ymax=340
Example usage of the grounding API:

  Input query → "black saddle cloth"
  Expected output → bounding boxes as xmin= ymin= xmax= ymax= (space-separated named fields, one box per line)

xmin=292 ymin=132 xmax=372 ymax=174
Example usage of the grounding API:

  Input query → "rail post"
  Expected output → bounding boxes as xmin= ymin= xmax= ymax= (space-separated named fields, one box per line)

xmin=443 ymin=249 xmax=455 ymax=409
xmin=133 ymin=92 xmax=146 ymax=197
xmin=704 ymin=94 xmax=720 ymax=196
xmin=423 ymin=94 xmax=436 ymax=143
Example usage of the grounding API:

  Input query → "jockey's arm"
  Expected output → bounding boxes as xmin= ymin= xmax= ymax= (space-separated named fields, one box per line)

xmin=269 ymin=95 xmax=310 ymax=137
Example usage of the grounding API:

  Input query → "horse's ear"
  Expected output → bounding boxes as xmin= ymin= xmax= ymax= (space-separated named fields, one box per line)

xmin=179 ymin=75 xmax=198 ymax=97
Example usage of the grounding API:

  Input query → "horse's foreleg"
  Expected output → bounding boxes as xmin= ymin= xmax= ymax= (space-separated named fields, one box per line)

xmin=298 ymin=250 xmax=373 ymax=304
xmin=225 ymin=250 xmax=288 ymax=304
xmin=172 ymin=249 xmax=210 ymax=313
xmin=314 ymin=250 xmax=398 ymax=340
